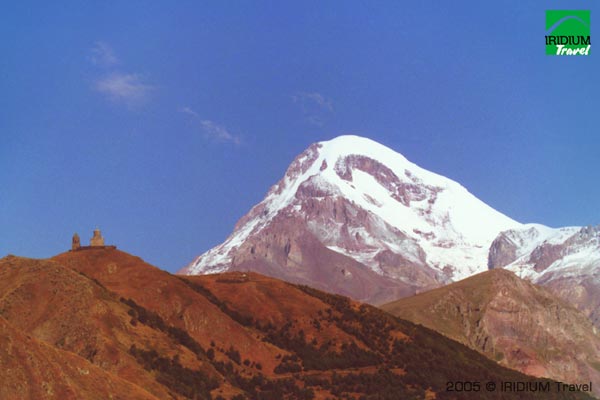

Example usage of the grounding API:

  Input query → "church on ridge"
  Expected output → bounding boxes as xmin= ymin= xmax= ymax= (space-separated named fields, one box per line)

xmin=71 ymin=228 xmax=116 ymax=251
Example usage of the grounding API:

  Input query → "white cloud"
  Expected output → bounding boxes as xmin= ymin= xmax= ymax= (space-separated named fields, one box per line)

xmin=180 ymin=106 xmax=200 ymax=118
xmin=95 ymin=73 xmax=153 ymax=105
xmin=180 ymin=107 xmax=241 ymax=145
xmin=200 ymin=120 xmax=241 ymax=145
xmin=292 ymin=91 xmax=334 ymax=126
xmin=292 ymin=92 xmax=333 ymax=112
xmin=306 ymin=115 xmax=324 ymax=127
xmin=89 ymin=41 xmax=118 ymax=67
xmin=88 ymin=41 xmax=155 ymax=108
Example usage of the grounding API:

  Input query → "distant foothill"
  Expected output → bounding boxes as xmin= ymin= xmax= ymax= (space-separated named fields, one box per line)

xmin=71 ymin=228 xmax=116 ymax=251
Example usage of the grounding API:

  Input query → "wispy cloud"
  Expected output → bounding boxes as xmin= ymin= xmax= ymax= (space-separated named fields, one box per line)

xmin=292 ymin=91 xmax=334 ymax=126
xmin=88 ymin=41 xmax=155 ymax=108
xmin=292 ymin=92 xmax=333 ymax=112
xmin=200 ymin=120 xmax=241 ymax=145
xmin=95 ymin=73 xmax=153 ymax=106
xmin=306 ymin=115 xmax=325 ymax=127
xmin=89 ymin=41 xmax=119 ymax=67
xmin=180 ymin=106 xmax=200 ymax=118
xmin=180 ymin=107 xmax=241 ymax=145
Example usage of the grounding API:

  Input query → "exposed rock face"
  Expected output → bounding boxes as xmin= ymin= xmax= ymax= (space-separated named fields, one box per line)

xmin=543 ymin=278 xmax=600 ymax=332
xmin=224 ymin=214 xmax=423 ymax=304
xmin=381 ymin=269 xmax=600 ymax=396
xmin=333 ymin=155 xmax=441 ymax=207
xmin=182 ymin=135 xmax=521 ymax=304
xmin=488 ymin=224 xmax=600 ymax=328
xmin=488 ymin=234 xmax=518 ymax=269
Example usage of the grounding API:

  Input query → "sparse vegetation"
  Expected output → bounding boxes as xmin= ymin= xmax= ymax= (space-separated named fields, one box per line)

xmin=129 ymin=345 xmax=218 ymax=399
xmin=225 ymin=345 xmax=242 ymax=365
xmin=292 ymin=283 xmax=591 ymax=400
xmin=120 ymin=297 xmax=208 ymax=359
xmin=211 ymin=359 xmax=315 ymax=400
xmin=178 ymin=277 xmax=255 ymax=326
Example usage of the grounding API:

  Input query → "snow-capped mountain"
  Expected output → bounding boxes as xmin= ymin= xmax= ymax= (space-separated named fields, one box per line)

xmin=181 ymin=135 xmax=530 ymax=303
xmin=182 ymin=135 xmax=598 ymax=310
xmin=489 ymin=224 xmax=600 ymax=327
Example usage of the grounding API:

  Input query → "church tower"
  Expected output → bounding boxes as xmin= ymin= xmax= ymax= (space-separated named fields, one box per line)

xmin=90 ymin=228 xmax=105 ymax=247
xmin=72 ymin=233 xmax=81 ymax=250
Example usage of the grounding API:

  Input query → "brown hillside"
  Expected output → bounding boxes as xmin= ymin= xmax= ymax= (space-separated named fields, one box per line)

xmin=0 ymin=315 xmax=158 ymax=400
xmin=0 ymin=248 xmax=593 ymax=399
xmin=381 ymin=269 xmax=600 ymax=396
xmin=52 ymin=248 xmax=284 ymax=375
xmin=0 ymin=255 xmax=222 ymax=399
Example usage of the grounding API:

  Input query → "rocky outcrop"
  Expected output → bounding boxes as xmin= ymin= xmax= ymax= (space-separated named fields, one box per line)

xmin=382 ymin=269 xmax=600 ymax=396
xmin=488 ymin=233 xmax=518 ymax=269
xmin=225 ymin=213 xmax=427 ymax=304
xmin=334 ymin=155 xmax=440 ymax=207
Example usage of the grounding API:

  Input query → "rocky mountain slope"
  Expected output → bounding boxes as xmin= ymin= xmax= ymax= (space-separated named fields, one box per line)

xmin=182 ymin=135 xmax=525 ymax=304
xmin=381 ymin=269 xmax=600 ymax=397
xmin=1 ymin=248 xmax=592 ymax=399
xmin=489 ymin=224 xmax=600 ymax=329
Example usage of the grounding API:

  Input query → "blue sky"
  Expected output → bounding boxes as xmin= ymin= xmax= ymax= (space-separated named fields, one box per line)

xmin=1 ymin=1 xmax=598 ymax=273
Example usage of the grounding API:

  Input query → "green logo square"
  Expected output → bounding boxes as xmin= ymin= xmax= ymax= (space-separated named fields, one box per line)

xmin=545 ymin=10 xmax=591 ymax=55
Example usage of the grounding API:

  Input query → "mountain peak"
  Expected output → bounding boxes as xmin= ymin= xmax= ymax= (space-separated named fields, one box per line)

xmin=312 ymin=135 xmax=439 ymax=187
xmin=318 ymin=134 xmax=410 ymax=161
xmin=182 ymin=136 xmax=525 ymax=303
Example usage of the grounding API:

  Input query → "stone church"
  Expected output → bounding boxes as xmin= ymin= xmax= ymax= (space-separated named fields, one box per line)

xmin=71 ymin=228 xmax=114 ymax=251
